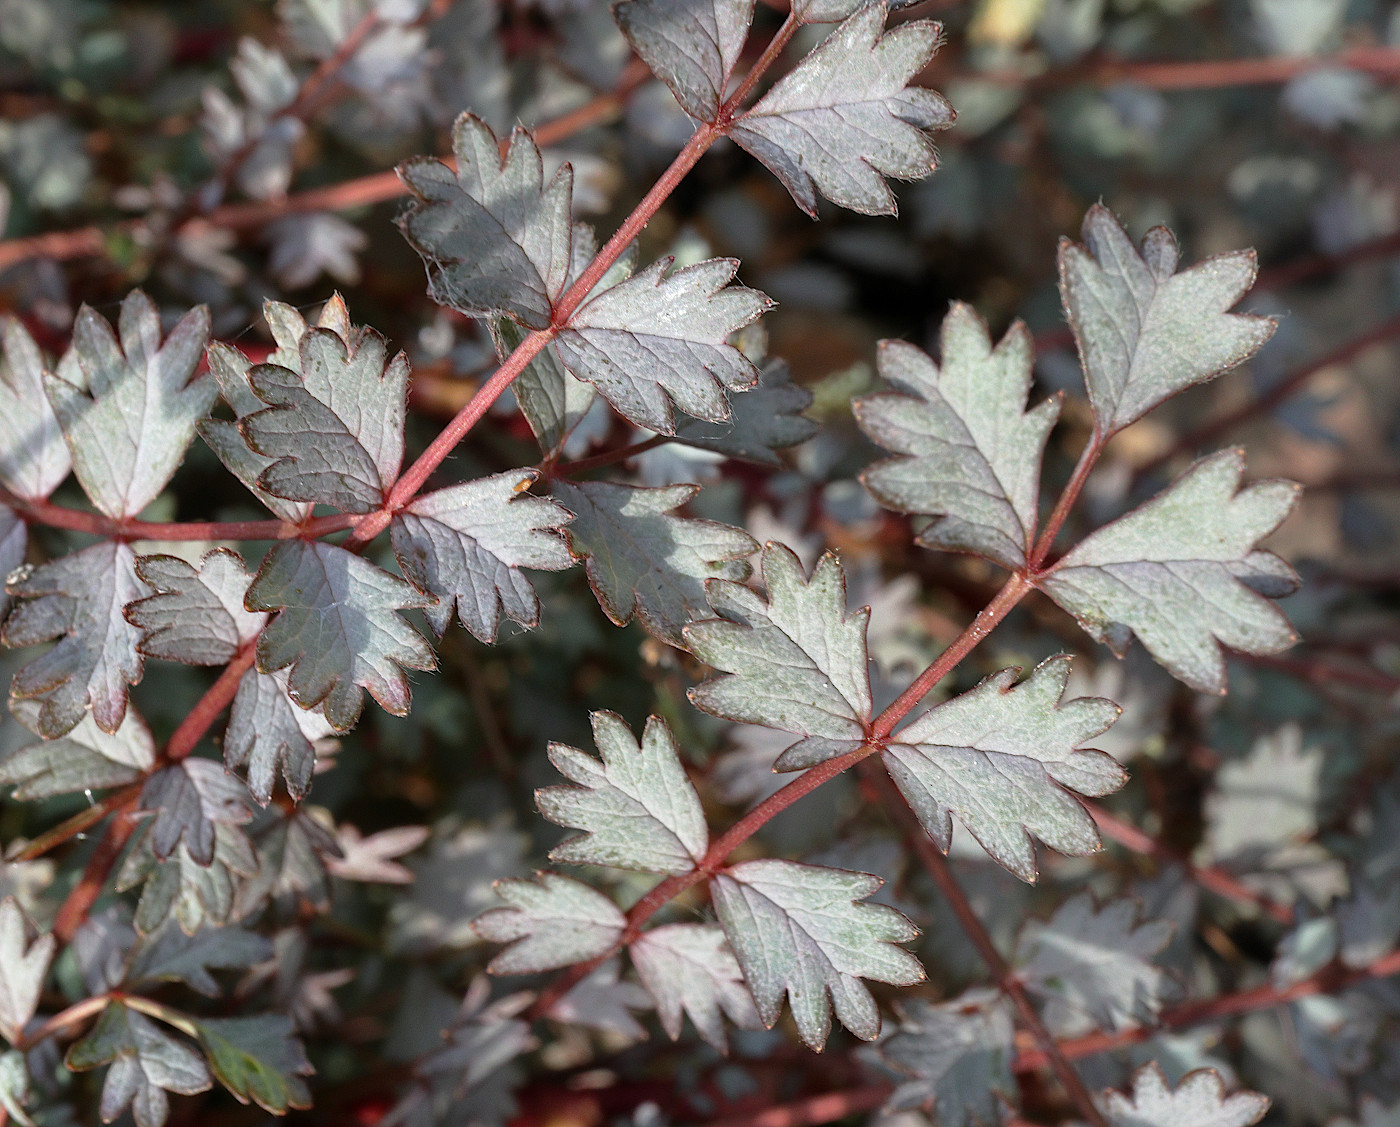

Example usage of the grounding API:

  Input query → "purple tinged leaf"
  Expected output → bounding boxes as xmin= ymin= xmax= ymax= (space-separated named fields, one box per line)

xmin=233 ymin=807 xmax=342 ymax=919
xmin=673 ymin=358 xmax=817 ymax=466
xmin=193 ymin=1014 xmax=313 ymax=1114
xmin=553 ymin=479 xmax=756 ymax=647
xmin=1059 ymin=205 xmax=1276 ymax=434
xmin=127 ymin=922 xmax=273 ymax=999
xmin=710 ymin=858 xmax=923 ymax=1050
xmin=729 ymin=2 xmax=953 ymax=216
xmin=1039 ymin=449 xmax=1300 ymax=694
xmin=42 ymin=292 xmax=214 ymax=519
xmin=225 ymin=666 xmax=335 ymax=806
xmin=245 ymin=540 xmax=437 ymax=731
xmin=4 ymin=541 xmax=146 ymax=737
xmin=473 ymin=872 xmax=626 ymax=974
xmin=0 ymin=898 xmax=54 ymax=1045
xmin=0 ymin=317 xmax=69 ymax=501
xmin=128 ymin=550 xmax=265 ymax=666
xmin=1102 ymin=1064 xmax=1268 ymax=1127
xmin=390 ymin=470 xmax=574 ymax=641
xmin=857 ymin=305 xmax=1060 ymax=569
xmin=0 ymin=704 xmax=154 ymax=800
xmin=548 ymin=959 xmax=652 ymax=1041
xmin=117 ymin=823 xmax=258 ymax=935
xmin=136 ymin=760 xmax=254 ymax=867
xmin=613 ymin=0 xmax=755 ymax=122
xmin=265 ymin=211 xmax=368 ymax=289
xmin=0 ymin=507 xmax=24 ymax=627
xmin=630 ymin=923 xmax=762 ymax=1051
xmin=327 ymin=824 xmax=430 ymax=884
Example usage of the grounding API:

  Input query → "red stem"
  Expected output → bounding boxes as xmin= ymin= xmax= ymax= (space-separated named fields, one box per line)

xmin=52 ymin=805 xmax=137 ymax=943
xmin=552 ymin=435 xmax=669 ymax=477
xmin=1028 ymin=432 xmax=1105 ymax=571
xmin=164 ymin=645 xmax=257 ymax=761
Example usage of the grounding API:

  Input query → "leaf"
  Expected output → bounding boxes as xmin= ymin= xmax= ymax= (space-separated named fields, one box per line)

xmin=0 ymin=507 xmax=22 ymax=625
xmin=399 ymin=113 xmax=573 ymax=329
xmin=193 ymin=1014 xmax=313 ymax=1114
xmin=225 ymin=666 xmax=335 ymax=806
xmin=0 ymin=1049 xmax=32 ymax=1127
xmin=1015 ymin=892 xmax=1177 ymax=1035
xmin=390 ymin=470 xmax=574 ymax=641
xmin=327 ymin=824 xmax=430 ymax=884
xmin=233 ymin=807 xmax=341 ymax=918
xmin=4 ymin=541 xmax=145 ymax=737
xmin=128 ymin=550 xmax=265 ymax=666
xmin=710 ymin=858 xmax=923 ymax=1049
xmin=877 ymin=656 xmax=1124 ymax=882
xmin=242 ymin=323 xmax=409 ymax=514
xmin=1102 ymin=1064 xmax=1268 ymax=1127
xmin=127 ymin=922 xmax=273 ymax=997
xmin=66 ymin=1002 xmax=211 ymax=1127
xmin=856 ymin=305 xmax=1060 ymax=569
xmin=614 ymin=0 xmax=755 ymax=121
xmin=473 ymin=872 xmax=626 ymax=974
xmin=117 ymin=823 xmax=258 ymax=935
xmin=630 ymin=923 xmax=761 ymax=1051
xmin=0 ymin=317 xmax=69 ymax=501
xmin=0 ymin=898 xmax=53 ymax=1044
xmin=687 ymin=543 xmax=872 ymax=765
xmin=0 ymin=705 xmax=154 ymax=799
xmin=1202 ymin=724 xmax=1321 ymax=861
xmin=548 ymin=959 xmax=652 ymax=1041
xmin=136 ymin=760 xmax=254 ymax=867
xmin=1059 ymin=204 xmax=1276 ymax=434
xmin=880 ymin=991 xmax=1017 ymax=1127
xmin=553 ymin=479 xmax=756 ymax=647
xmin=42 ymin=292 xmax=214 ymax=519
xmin=1038 ymin=450 xmax=1299 ymax=693
xmin=536 ymin=711 xmax=708 ymax=875
xmin=552 ymin=256 xmax=770 ymax=433
xmin=729 ymin=2 xmax=953 ymax=216
xmin=673 ymin=359 xmax=817 ymax=466
xmin=246 ymin=540 xmax=436 ymax=731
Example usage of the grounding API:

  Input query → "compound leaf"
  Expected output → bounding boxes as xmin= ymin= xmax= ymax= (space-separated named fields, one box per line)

xmin=118 ymin=824 xmax=258 ymax=936
xmin=390 ymin=470 xmax=574 ymax=641
xmin=225 ymin=666 xmax=335 ymax=806
xmin=0 ymin=705 xmax=154 ymax=800
xmin=66 ymin=1002 xmax=211 ymax=1127
xmin=399 ymin=113 xmax=573 ymax=329
xmin=136 ymin=759 xmax=254 ymax=868
xmin=0 ymin=898 xmax=53 ymax=1045
xmin=553 ymin=257 xmax=770 ymax=433
xmin=127 ymin=922 xmax=273 ymax=998
xmin=673 ymin=358 xmax=817 ymax=466
xmin=473 ymin=872 xmax=626 ymax=974
xmin=729 ymin=2 xmax=953 ymax=216
xmin=246 ymin=539 xmax=436 ymax=731
xmin=687 ymin=543 xmax=871 ymax=765
xmin=1060 ymin=204 xmax=1276 ymax=434
xmin=710 ymin=859 xmax=923 ymax=1050
xmin=857 ymin=306 xmax=1059 ymax=569
xmin=0 ymin=317 xmax=69 ymax=501
xmin=128 ymin=550 xmax=265 ymax=666
xmin=554 ymin=479 xmax=756 ymax=647
xmin=614 ymin=0 xmax=755 ymax=121
xmin=879 ymin=656 xmax=1123 ymax=882
xmin=536 ymin=711 xmax=707 ymax=875
xmin=1102 ymin=1064 xmax=1268 ymax=1127
xmin=1038 ymin=450 xmax=1299 ymax=694
xmin=42 ymin=292 xmax=214 ymax=519
xmin=1015 ymin=892 xmax=1177 ymax=1035
xmin=880 ymin=991 xmax=1017 ymax=1127
xmin=4 ymin=541 xmax=145 ymax=737
xmin=631 ymin=922 xmax=761 ymax=1052
xmin=193 ymin=1014 xmax=313 ymax=1115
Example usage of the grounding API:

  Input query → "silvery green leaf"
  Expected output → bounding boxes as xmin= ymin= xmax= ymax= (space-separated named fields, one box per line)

xmin=242 ymin=324 xmax=409 ymax=514
xmin=127 ymin=550 xmax=265 ymax=666
xmin=278 ymin=0 xmax=366 ymax=58
xmin=1015 ymin=892 xmax=1177 ymax=1035
xmin=136 ymin=759 xmax=254 ymax=867
xmin=117 ymin=823 xmax=257 ymax=935
xmin=473 ymin=872 xmax=626 ymax=974
xmin=193 ymin=1014 xmax=313 ymax=1114
xmin=127 ymin=922 xmax=273 ymax=997
xmin=42 ymin=292 xmax=214 ymax=519
xmin=0 ymin=508 xmax=22 ymax=624
xmin=0 ymin=1049 xmax=31 ymax=1127
xmin=1039 ymin=450 xmax=1299 ymax=693
xmin=225 ymin=667 xmax=335 ymax=806
xmin=1059 ymin=205 xmax=1276 ymax=434
xmin=613 ymin=0 xmax=755 ymax=121
xmin=536 ymin=711 xmax=707 ymax=875
xmin=1251 ymin=0 xmax=1346 ymax=57
xmin=710 ymin=858 xmax=923 ymax=1049
xmin=266 ymin=211 xmax=367 ymax=290
xmin=1202 ymin=724 xmax=1321 ymax=861
xmin=390 ymin=470 xmax=574 ymax=641
xmin=879 ymin=656 xmax=1123 ymax=882
xmin=1102 ymin=1064 xmax=1268 ymax=1127
xmin=791 ymin=0 xmax=921 ymax=21
xmin=553 ymin=479 xmax=756 ymax=647
xmin=65 ymin=1002 xmax=211 ymax=1127
xmin=553 ymin=256 xmax=771 ymax=434
xmin=857 ymin=305 xmax=1059 ymax=569
xmin=0 ymin=317 xmax=69 ymax=500
xmin=630 ymin=923 xmax=761 ymax=1051
xmin=548 ymin=959 xmax=651 ymax=1041
xmin=729 ymin=2 xmax=953 ymax=216
xmin=246 ymin=540 xmax=437 ymax=731
xmin=686 ymin=543 xmax=871 ymax=764
xmin=673 ymin=359 xmax=816 ymax=466
xmin=4 ymin=541 xmax=145 ymax=737
xmin=399 ymin=113 xmax=573 ymax=329
xmin=880 ymin=990 xmax=1016 ymax=1126
xmin=0 ymin=898 xmax=53 ymax=1044
xmin=0 ymin=705 xmax=154 ymax=799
